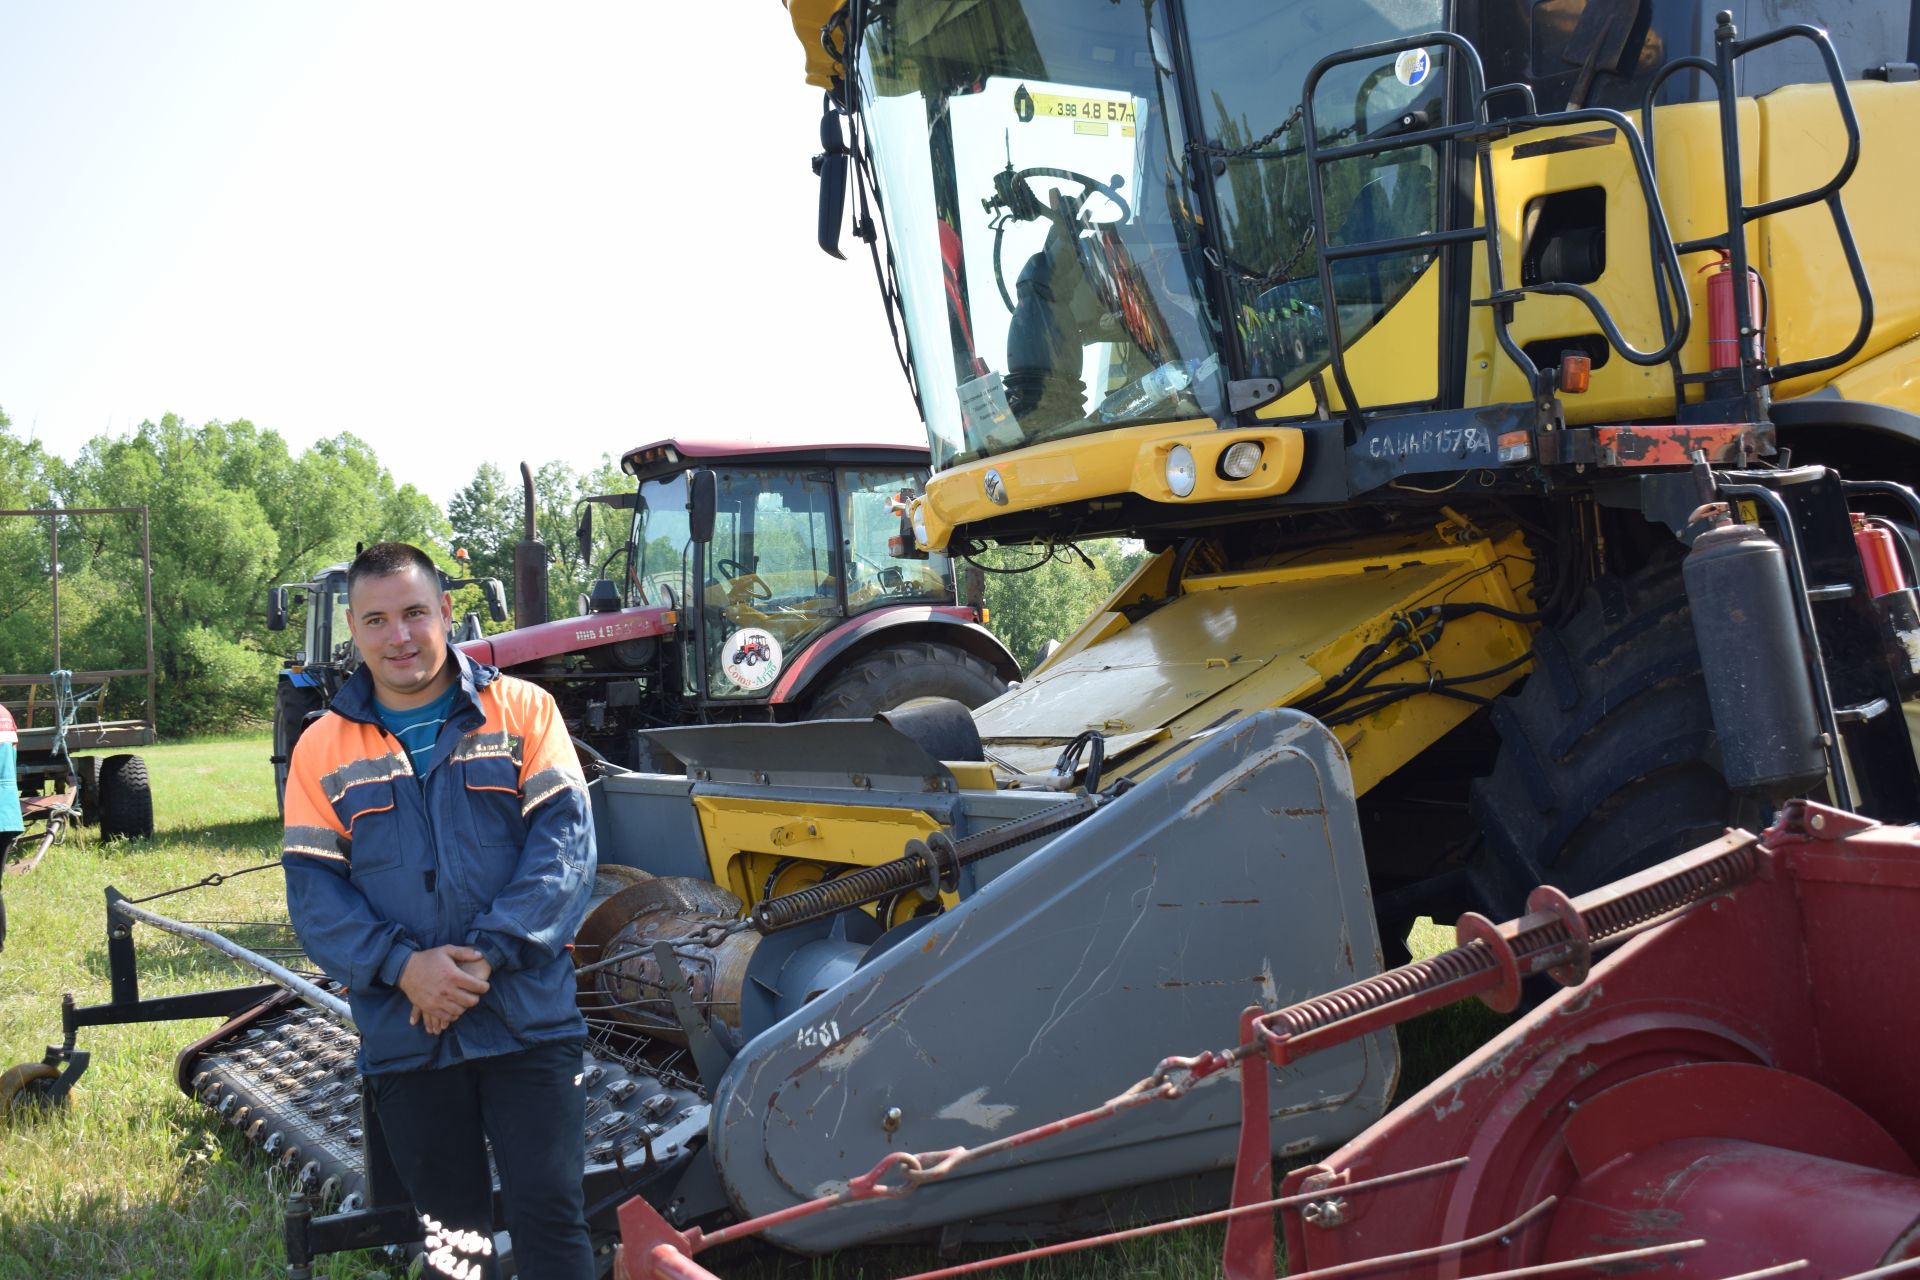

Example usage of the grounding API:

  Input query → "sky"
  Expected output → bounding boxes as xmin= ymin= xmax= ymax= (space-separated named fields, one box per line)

xmin=0 ymin=2 xmax=918 ymax=504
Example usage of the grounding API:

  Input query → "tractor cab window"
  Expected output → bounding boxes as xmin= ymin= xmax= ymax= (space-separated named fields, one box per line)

xmin=1184 ymin=0 xmax=1446 ymax=396
xmin=841 ymin=468 xmax=954 ymax=616
xmin=633 ymin=473 xmax=691 ymax=609
xmin=310 ymin=573 xmax=353 ymax=668
xmin=702 ymin=469 xmax=841 ymax=699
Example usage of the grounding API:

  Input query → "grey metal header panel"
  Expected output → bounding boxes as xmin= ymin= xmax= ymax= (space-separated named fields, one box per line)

xmin=641 ymin=719 xmax=959 ymax=794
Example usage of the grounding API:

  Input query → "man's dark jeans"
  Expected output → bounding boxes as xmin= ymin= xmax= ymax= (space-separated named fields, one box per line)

xmin=367 ymin=1038 xmax=592 ymax=1280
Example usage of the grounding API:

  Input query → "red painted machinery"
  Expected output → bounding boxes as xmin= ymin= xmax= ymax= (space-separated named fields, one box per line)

xmin=604 ymin=799 xmax=1920 ymax=1279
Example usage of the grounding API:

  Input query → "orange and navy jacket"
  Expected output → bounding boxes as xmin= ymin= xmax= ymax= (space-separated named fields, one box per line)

xmin=282 ymin=648 xmax=595 ymax=1074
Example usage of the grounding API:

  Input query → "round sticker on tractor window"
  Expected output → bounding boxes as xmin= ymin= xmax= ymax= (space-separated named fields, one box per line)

xmin=1395 ymin=48 xmax=1432 ymax=88
xmin=721 ymin=627 xmax=784 ymax=691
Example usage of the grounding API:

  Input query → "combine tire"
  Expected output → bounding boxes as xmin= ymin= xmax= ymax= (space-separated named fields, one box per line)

xmin=803 ymin=641 xmax=1007 ymax=719
xmin=98 ymin=753 xmax=154 ymax=841
xmin=1467 ymin=557 xmax=1767 ymax=915
xmin=273 ymin=683 xmax=327 ymax=818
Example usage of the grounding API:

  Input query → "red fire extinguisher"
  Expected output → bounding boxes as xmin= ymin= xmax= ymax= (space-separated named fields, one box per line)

xmin=1701 ymin=250 xmax=1765 ymax=371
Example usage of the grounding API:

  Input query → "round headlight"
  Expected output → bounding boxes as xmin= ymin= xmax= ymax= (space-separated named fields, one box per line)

xmin=1220 ymin=439 xmax=1264 ymax=479
xmin=910 ymin=502 xmax=930 ymax=548
xmin=1165 ymin=444 xmax=1197 ymax=498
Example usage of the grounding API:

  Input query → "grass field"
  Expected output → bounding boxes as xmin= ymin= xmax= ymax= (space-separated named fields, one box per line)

xmin=0 ymin=737 xmax=1502 ymax=1280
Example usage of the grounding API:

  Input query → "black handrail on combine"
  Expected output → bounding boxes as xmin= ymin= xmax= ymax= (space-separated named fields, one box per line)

xmin=1645 ymin=16 xmax=1873 ymax=398
xmin=1295 ymin=30 xmax=1693 ymax=441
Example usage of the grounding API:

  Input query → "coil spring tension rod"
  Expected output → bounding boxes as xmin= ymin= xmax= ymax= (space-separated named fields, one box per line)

xmin=1248 ymin=827 xmax=1764 ymax=1067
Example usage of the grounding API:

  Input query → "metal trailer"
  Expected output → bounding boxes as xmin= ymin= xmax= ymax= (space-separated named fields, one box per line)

xmin=1 ymin=505 xmax=158 ymax=863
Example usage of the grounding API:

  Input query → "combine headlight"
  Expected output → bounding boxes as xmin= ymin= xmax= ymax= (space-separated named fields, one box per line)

xmin=911 ymin=502 xmax=930 ymax=547
xmin=1220 ymin=440 xmax=1264 ymax=479
xmin=1165 ymin=445 xmax=1197 ymax=498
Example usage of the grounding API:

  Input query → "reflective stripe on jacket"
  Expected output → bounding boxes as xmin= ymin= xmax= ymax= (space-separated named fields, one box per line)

xmin=281 ymin=648 xmax=595 ymax=1074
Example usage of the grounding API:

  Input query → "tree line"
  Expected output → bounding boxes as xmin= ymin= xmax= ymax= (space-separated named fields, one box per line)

xmin=0 ymin=408 xmax=1137 ymax=737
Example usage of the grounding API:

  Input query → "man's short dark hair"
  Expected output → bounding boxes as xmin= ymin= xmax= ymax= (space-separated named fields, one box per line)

xmin=348 ymin=541 xmax=441 ymax=603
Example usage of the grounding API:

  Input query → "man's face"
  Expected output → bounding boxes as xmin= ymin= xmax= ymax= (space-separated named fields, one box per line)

xmin=346 ymin=565 xmax=454 ymax=708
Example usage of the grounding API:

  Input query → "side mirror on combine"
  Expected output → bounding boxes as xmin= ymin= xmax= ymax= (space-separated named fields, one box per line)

xmin=688 ymin=470 xmax=718 ymax=544
xmin=482 ymin=578 xmax=509 ymax=623
xmin=267 ymin=587 xmax=289 ymax=632
xmin=814 ymin=100 xmax=849 ymax=260
xmin=576 ymin=504 xmax=594 ymax=564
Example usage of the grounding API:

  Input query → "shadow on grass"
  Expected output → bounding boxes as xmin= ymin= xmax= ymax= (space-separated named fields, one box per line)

xmin=0 ymin=1095 xmax=401 ymax=1280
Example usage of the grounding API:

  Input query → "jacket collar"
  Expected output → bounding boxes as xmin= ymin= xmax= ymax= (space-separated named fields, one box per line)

xmin=331 ymin=645 xmax=500 ymax=728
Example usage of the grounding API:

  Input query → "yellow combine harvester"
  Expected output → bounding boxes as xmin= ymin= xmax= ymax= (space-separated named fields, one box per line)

xmin=19 ymin=3 xmax=1920 ymax=1269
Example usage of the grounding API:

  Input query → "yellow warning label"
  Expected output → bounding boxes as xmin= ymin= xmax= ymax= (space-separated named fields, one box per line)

xmin=1026 ymin=91 xmax=1136 ymax=126
xmin=1074 ymin=120 xmax=1108 ymax=136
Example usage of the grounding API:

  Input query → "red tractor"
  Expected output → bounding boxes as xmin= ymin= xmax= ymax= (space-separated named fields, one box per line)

xmin=270 ymin=437 xmax=1017 ymax=791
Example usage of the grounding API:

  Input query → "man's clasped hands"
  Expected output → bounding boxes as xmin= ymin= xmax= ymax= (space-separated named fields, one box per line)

xmin=396 ymin=945 xmax=494 ymax=1034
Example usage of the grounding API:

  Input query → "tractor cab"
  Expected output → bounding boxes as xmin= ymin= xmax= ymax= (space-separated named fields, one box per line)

xmin=267 ymin=563 xmax=356 ymax=703
xmin=618 ymin=439 xmax=970 ymax=702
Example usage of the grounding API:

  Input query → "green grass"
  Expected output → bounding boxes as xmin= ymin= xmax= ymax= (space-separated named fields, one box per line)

xmin=0 ymin=737 xmax=395 ymax=1280
xmin=0 ymin=739 xmax=1502 ymax=1279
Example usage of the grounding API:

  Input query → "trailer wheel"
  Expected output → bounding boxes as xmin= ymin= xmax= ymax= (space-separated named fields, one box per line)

xmin=1467 ymin=556 xmax=1767 ymax=915
xmin=0 ymin=1062 xmax=62 ymax=1121
xmin=273 ymin=683 xmax=327 ymax=818
xmin=802 ymin=641 xmax=1007 ymax=719
xmin=98 ymin=753 xmax=154 ymax=841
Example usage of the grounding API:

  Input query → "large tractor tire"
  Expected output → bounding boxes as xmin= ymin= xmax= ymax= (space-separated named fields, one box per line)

xmin=273 ymin=682 xmax=327 ymax=819
xmin=98 ymin=754 xmax=155 ymax=841
xmin=1466 ymin=557 xmax=1768 ymax=917
xmin=803 ymin=641 xmax=1007 ymax=719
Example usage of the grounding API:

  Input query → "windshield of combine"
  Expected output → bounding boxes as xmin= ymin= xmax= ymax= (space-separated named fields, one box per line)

xmin=856 ymin=0 xmax=1447 ymax=468
xmin=858 ymin=0 xmax=1223 ymax=468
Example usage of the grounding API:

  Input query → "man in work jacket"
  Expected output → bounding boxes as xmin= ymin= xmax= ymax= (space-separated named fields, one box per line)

xmin=282 ymin=541 xmax=596 ymax=1280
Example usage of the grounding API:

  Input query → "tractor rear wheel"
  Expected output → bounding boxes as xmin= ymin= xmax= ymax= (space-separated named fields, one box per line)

xmin=803 ymin=641 xmax=1007 ymax=720
xmin=273 ymin=682 xmax=327 ymax=818
xmin=1467 ymin=556 xmax=1769 ymax=916
xmin=98 ymin=754 xmax=154 ymax=841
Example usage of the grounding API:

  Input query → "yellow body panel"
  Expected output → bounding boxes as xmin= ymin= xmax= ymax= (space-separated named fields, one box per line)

xmin=1821 ymin=336 xmax=1920 ymax=415
xmin=974 ymin=522 xmax=1536 ymax=796
xmin=916 ymin=421 xmax=1304 ymax=551
xmin=1465 ymin=101 xmax=1761 ymax=421
xmin=1255 ymin=267 xmax=1443 ymax=418
xmin=1760 ymin=82 xmax=1920 ymax=399
xmin=785 ymin=0 xmax=848 ymax=90
xmin=692 ymin=794 xmax=955 ymax=914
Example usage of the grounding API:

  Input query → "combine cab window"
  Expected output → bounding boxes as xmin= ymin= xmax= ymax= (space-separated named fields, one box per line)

xmin=858 ymin=0 xmax=1225 ymax=468
xmin=841 ymin=468 xmax=953 ymax=616
xmin=1184 ymin=0 xmax=1446 ymax=397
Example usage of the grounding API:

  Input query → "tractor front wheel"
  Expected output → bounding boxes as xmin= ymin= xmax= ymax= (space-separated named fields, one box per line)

xmin=803 ymin=641 xmax=1007 ymax=719
xmin=273 ymin=683 xmax=327 ymax=818
xmin=98 ymin=754 xmax=154 ymax=841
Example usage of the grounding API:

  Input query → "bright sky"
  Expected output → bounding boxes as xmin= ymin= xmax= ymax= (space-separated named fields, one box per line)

xmin=0 ymin=2 xmax=918 ymax=504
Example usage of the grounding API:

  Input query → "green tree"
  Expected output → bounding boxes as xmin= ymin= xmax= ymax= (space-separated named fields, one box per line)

xmin=447 ymin=462 xmax=522 ymax=586
xmin=52 ymin=414 xmax=456 ymax=735
xmin=978 ymin=538 xmax=1146 ymax=670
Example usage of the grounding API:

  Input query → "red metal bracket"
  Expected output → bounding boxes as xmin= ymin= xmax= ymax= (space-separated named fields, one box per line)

xmin=1524 ymin=884 xmax=1592 ymax=987
xmin=1454 ymin=912 xmax=1523 ymax=1013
